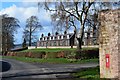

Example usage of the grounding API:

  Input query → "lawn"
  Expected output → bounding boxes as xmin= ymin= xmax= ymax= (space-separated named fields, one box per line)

xmin=72 ymin=66 xmax=100 ymax=79
xmin=21 ymin=48 xmax=76 ymax=52
xmin=3 ymin=56 xmax=99 ymax=64
xmin=0 ymin=56 xmax=2 ymax=59
xmin=21 ymin=48 xmax=98 ymax=53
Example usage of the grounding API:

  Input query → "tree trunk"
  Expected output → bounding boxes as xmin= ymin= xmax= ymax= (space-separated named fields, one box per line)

xmin=77 ymin=10 xmax=88 ymax=50
xmin=29 ymin=32 xmax=31 ymax=46
xmin=6 ymin=33 xmax=8 ymax=51
xmin=77 ymin=24 xmax=85 ymax=50
xmin=29 ymin=26 xmax=32 ymax=46
xmin=77 ymin=38 xmax=81 ymax=49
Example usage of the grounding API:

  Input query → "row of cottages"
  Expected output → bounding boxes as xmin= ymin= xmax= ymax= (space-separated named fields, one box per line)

xmin=83 ymin=30 xmax=98 ymax=45
xmin=37 ymin=30 xmax=98 ymax=47
xmin=37 ymin=33 xmax=76 ymax=47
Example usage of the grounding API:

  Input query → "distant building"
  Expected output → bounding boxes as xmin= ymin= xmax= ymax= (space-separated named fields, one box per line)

xmin=37 ymin=33 xmax=76 ymax=47
xmin=37 ymin=30 xmax=98 ymax=47
xmin=83 ymin=28 xmax=99 ymax=45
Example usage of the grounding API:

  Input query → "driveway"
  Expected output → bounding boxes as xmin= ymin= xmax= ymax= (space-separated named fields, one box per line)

xmin=1 ymin=58 xmax=99 ymax=79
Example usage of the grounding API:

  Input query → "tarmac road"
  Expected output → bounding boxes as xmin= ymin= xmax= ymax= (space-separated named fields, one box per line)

xmin=0 ymin=58 xmax=99 ymax=80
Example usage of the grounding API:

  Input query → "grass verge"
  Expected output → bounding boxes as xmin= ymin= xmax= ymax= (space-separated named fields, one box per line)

xmin=3 ymin=56 xmax=98 ymax=64
xmin=72 ymin=66 xmax=100 ymax=79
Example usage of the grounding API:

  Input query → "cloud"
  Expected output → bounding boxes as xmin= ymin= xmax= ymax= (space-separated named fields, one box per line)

xmin=0 ymin=3 xmax=51 ymax=23
xmin=0 ymin=4 xmax=38 ymax=22
xmin=0 ymin=3 xmax=53 ymax=44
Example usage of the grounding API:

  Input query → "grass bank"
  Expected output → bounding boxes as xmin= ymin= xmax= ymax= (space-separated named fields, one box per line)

xmin=3 ymin=56 xmax=99 ymax=64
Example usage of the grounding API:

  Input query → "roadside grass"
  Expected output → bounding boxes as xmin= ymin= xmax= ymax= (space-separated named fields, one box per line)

xmin=72 ymin=66 xmax=100 ymax=79
xmin=0 ymin=56 xmax=2 ymax=59
xmin=3 ymin=56 xmax=99 ymax=64
xmin=20 ymin=48 xmax=98 ymax=53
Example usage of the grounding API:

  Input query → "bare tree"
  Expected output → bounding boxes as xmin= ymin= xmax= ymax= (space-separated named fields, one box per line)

xmin=22 ymin=38 xmax=27 ymax=48
xmin=84 ymin=2 xmax=120 ymax=45
xmin=23 ymin=16 xmax=42 ymax=46
xmin=38 ymin=1 xmax=120 ymax=49
xmin=39 ymin=1 xmax=94 ymax=49
xmin=2 ymin=14 xmax=20 ymax=52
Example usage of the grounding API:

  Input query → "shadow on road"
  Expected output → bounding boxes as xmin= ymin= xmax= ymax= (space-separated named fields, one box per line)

xmin=0 ymin=61 xmax=11 ymax=72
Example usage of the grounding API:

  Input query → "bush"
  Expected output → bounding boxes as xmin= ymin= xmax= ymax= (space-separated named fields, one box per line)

xmin=66 ymin=51 xmax=76 ymax=59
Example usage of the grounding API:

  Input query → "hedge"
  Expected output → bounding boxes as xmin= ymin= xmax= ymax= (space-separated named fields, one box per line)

xmin=75 ymin=48 xmax=99 ymax=59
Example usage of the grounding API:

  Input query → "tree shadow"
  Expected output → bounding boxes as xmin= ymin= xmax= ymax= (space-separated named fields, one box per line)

xmin=0 ymin=61 xmax=11 ymax=72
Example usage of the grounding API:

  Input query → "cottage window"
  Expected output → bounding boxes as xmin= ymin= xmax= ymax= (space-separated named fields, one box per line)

xmin=90 ymin=33 xmax=93 ymax=37
xmin=54 ymin=41 xmax=56 ymax=46
xmin=85 ymin=33 xmax=87 ymax=37
xmin=40 ymin=38 xmax=42 ymax=40
xmin=47 ymin=37 xmax=49 ymax=40
xmin=63 ymin=35 xmax=66 ymax=39
xmin=69 ymin=34 xmax=71 ymax=37
xmin=53 ymin=37 xmax=54 ymax=40
xmin=61 ymin=36 xmax=63 ymax=39
xmin=59 ymin=36 xmax=61 ymax=39
xmin=51 ymin=37 xmax=53 ymax=40
xmin=58 ymin=36 xmax=59 ymax=39
xmin=55 ymin=36 xmax=57 ymax=39
xmin=67 ymin=35 xmax=69 ymax=39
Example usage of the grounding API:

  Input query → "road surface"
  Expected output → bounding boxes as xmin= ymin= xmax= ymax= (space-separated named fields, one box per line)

xmin=1 ymin=58 xmax=99 ymax=80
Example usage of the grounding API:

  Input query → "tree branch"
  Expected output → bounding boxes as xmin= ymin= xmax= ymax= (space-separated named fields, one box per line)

xmin=80 ymin=2 xmax=86 ymax=23
xmin=60 ymin=2 xmax=80 ymax=21
xmin=74 ymin=2 xmax=80 ymax=18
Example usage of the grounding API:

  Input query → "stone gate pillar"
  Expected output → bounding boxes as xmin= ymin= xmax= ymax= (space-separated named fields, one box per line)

xmin=99 ymin=9 xmax=120 ymax=79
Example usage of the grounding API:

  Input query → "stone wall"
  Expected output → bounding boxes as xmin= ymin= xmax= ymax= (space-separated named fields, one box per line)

xmin=99 ymin=9 xmax=120 ymax=79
